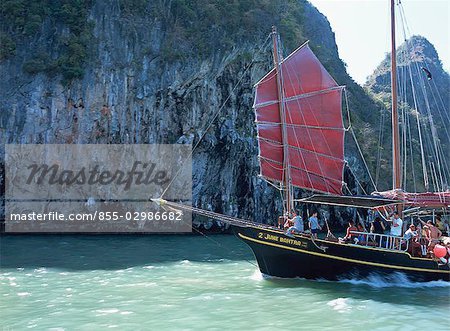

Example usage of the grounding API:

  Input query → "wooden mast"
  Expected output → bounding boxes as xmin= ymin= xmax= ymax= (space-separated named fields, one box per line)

xmin=272 ymin=26 xmax=293 ymax=214
xmin=390 ymin=0 xmax=402 ymax=214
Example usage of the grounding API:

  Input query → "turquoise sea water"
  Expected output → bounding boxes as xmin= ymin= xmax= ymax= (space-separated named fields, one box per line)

xmin=1 ymin=235 xmax=449 ymax=330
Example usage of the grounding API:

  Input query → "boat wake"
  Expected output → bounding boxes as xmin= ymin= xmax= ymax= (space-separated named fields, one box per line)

xmin=335 ymin=272 xmax=450 ymax=288
xmin=256 ymin=271 xmax=449 ymax=288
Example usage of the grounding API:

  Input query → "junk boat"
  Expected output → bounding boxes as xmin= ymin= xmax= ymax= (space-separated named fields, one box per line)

xmin=155 ymin=0 xmax=450 ymax=282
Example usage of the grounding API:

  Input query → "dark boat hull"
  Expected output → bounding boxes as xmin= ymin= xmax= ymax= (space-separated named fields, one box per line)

xmin=232 ymin=224 xmax=450 ymax=282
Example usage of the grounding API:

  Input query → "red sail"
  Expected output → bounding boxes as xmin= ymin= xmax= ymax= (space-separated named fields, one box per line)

xmin=254 ymin=43 xmax=345 ymax=195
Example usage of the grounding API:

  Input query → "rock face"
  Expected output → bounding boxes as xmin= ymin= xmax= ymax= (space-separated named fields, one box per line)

xmin=0 ymin=0 xmax=391 ymax=226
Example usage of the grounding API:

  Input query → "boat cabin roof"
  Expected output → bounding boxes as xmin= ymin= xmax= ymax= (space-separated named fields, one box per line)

xmin=296 ymin=195 xmax=400 ymax=209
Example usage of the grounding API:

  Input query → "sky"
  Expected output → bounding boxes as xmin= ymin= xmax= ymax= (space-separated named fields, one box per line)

xmin=307 ymin=0 xmax=450 ymax=84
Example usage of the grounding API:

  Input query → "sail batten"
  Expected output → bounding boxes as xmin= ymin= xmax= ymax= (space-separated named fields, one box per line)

xmin=257 ymin=123 xmax=344 ymax=131
xmin=258 ymin=137 xmax=345 ymax=162
xmin=255 ymin=86 xmax=344 ymax=107
xmin=255 ymin=43 xmax=345 ymax=194
xmin=259 ymin=156 xmax=344 ymax=184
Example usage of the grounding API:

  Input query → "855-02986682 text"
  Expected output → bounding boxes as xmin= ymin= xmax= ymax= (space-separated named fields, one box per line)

xmin=8 ymin=211 xmax=184 ymax=222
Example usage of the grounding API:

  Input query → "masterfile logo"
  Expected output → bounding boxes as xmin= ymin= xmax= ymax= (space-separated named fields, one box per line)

xmin=5 ymin=144 xmax=192 ymax=233
xmin=26 ymin=161 xmax=170 ymax=191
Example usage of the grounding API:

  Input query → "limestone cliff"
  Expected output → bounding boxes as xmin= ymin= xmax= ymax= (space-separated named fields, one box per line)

xmin=1 ymin=0 xmax=385 ymax=227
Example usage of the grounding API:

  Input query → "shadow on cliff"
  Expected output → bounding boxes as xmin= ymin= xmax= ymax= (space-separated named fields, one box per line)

xmin=0 ymin=234 xmax=253 ymax=270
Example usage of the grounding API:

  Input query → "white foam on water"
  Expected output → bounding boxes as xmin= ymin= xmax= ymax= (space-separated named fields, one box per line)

xmin=8 ymin=277 xmax=18 ymax=287
xmin=95 ymin=308 xmax=120 ymax=314
xmin=337 ymin=272 xmax=450 ymax=288
xmin=115 ymin=282 xmax=157 ymax=288
xmin=327 ymin=298 xmax=351 ymax=313
xmin=180 ymin=260 xmax=191 ymax=265
xmin=249 ymin=270 xmax=264 ymax=281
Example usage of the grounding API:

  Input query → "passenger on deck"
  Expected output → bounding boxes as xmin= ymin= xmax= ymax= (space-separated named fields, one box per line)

xmin=389 ymin=212 xmax=403 ymax=237
xmin=420 ymin=219 xmax=442 ymax=240
xmin=428 ymin=220 xmax=442 ymax=239
xmin=370 ymin=217 xmax=386 ymax=235
xmin=339 ymin=221 xmax=358 ymax=244
xmin=285 ymin=211 xmax=304 ymax=238
xmin=422 ymin=224 xmax=431 ymax=242
xmin=435 ymin=217 xmax=446 ymax=234
xmin=283 ymin=212 xmax=292 ymax=230
xmin=437 ymin=238 xmax=450 ymax=266
xmin=356 ymin=223 xmax=367 ymax=243
xmin=445 ymin=222 xmax=450 ymax=236
xmin=277 ymin=216 xmax=285 ymax=229
xmin=404 ymin=224 xmax=421 ymax=256
xmin=416 ymin=223 xmax=428 ymax=256
xmin=370 ymin=217 xmax=386 ymax=246
xmin=404 ymin=224 xmax=418 ymax=240
xmin=443 ymin=239 xmax=450 ymax=266
xmin=308 ymin=212 xmax=321 ymax=239
xmin=389 ymin=212 xmax=403 ymax=249
xmin=425 ymin=220 xmax=442 ymax=250
xmin=279 ymin=211 xmax=289 ymax=229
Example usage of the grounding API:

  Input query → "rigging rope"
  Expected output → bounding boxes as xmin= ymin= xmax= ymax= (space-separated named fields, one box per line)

xmin=160 ymin=200 xmax=259 ymax=268
xmin=375 ymin=107 xmax=386 ymax=187
xmin=344 ymin=173 xmax=368 ymax=196
xmin=191 ymin=226 xmax=259 ymax=268
xmin=159 ymin=33 xmax=272 ymax=198
xmin=397 ymin=1 xmax=449 ymax=190
xmin=348 ymin=125 xmax=378 ymax=192
xmin=406 ymin=51 xmax=429 ymax=190
xmin=398 ymin=5 xmax=417 ymax=192
xmin=155 ymin=198 xmax=276 ymax=228
xmin=406 ymin=108 xmax=417 ymax=192
xmin=337 ymin=89 xmax=378 ymax=193
xmin=156 ymin=198 xmax=327 ymax=252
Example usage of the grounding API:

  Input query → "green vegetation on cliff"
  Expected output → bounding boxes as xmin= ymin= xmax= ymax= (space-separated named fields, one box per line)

xmin=119 ymin=0 xmax=307 ymax=61
xmin=2 ymin=0 xmax=309 ymax=79
xmin=1 ymin=0 xmax=93 ymax=83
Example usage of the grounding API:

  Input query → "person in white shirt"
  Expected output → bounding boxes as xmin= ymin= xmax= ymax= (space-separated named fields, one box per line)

xmin=285 ymin=211 xmax=304 ymax=237
xmin=403 ymin=224 xmax=421 ymax=256
xmin=390 ymin=212 xmax=403 ymax=237
xmin=404 ymin=224 xmax=418 ymax=240
xmin=389 ymin=212 xmax=403 ymax=249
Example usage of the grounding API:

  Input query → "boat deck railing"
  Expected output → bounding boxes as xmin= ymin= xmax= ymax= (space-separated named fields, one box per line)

xmin=349 ymin=231 xmax=409 ymax=252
